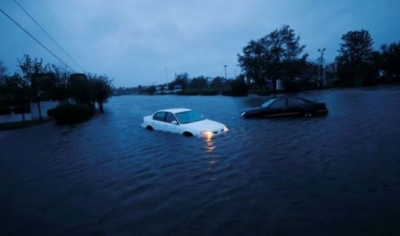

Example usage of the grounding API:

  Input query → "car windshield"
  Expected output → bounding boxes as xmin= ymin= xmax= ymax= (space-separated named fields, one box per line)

xmin=175 ymin=110 xmax=205 ymax=124
xmin=261 ymin=99 xmax=276 ymax=107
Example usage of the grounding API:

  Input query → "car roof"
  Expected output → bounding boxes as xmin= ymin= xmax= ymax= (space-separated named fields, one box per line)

xmin=156 ymin=108 xmax=192 ymax=114
xmin=269 ymin=96 xmax=314 ymax=101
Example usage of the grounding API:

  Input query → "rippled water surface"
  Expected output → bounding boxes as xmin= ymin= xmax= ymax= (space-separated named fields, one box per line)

xmin=1 ymin=87 xmax=400 ymax=235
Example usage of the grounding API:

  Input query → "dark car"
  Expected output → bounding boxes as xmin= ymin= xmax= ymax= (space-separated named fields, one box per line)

xmin=240 ymin=96 xmax=328 ymax=118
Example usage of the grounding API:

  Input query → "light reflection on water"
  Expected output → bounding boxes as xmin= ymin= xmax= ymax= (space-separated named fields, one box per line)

xmin=1 ymin=87 xmax=400 ymax=235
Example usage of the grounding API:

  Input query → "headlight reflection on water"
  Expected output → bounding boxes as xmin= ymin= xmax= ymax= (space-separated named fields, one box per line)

xmin=201 ymin=133 xmax=224 ymax=181
xmin=204 ymin=135 xmax=215 ymax=153
xmin=201 ymin=131 xmax=214 ymax=139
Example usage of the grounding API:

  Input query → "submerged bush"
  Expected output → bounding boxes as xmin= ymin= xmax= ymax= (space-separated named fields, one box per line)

xmin=53 ymin=103 xmax=95 ymax=124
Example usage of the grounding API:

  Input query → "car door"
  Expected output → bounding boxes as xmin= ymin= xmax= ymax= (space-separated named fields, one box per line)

xmin=152 ymin=111 xmax=167 ymax=130
xmin=164 ymin=112 xmax=180 ymax=133
xmin=287 ymin=98 xmax=307 ymax=116
xmin=264 ymin=98 xmax=289 ymax=117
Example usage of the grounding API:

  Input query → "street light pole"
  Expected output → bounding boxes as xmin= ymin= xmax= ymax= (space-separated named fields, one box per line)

xmin=318 ymin=48 xmax=326 ymax=86
xmin=224 ymin=65 xmax=227 ymax=79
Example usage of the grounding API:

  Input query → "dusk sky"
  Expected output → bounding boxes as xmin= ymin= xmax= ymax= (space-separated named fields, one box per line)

xmin=1 ymin=0 xmax=399 ymax=87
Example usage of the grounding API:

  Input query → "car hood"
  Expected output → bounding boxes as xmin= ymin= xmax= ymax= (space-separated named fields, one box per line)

xmin=182 ymin=119 xmax=225 ymax=132
xmin=241 ymin=107 xmax=264 ymax=113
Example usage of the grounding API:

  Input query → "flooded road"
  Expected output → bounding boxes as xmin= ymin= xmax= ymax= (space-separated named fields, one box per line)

xmin=1 ymin=86 xmax=400 ymax=235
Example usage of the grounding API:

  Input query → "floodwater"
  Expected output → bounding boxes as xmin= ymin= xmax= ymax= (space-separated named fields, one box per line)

xmin=1 ymin=86 xmax=400 ymax=236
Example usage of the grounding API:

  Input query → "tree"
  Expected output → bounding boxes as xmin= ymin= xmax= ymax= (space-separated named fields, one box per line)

xmin=89 ymin=74 xmax=113 ymax=112
xmin=238 ymin=25 xmax=308 ymax=93
xmin=189 ymin=76 xmax=208 ymax=90
xmin=69 ymin=73 xmax=95 ymax=108
xmin=227 ymin=75 xmax=248 ymax=96
xmin=335 ymin=29 xmax=374 ymax=86
xmin=238 ymin=40 xmax=264 ymax=92
xmin=369 ymin=50 xmax=382 ymax=82
xmin=381 ymin=41 xmax=400 ymax=82
xmin=17 ymin=54 xmax=51 ymax=120
xmin=210 ymin=76 xmax=225 ymax=90
xmin=42 ymin=64 xmax=71 ymax=105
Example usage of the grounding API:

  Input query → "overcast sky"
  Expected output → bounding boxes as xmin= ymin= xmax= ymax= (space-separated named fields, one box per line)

xmin=1 ymin=0 xmax=399 ymax=87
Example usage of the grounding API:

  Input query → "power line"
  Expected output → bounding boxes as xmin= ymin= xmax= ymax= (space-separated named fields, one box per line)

xmin=13 ymin=0 xmax=85 ymax=72
xmin=35 ymin=0 xmax=83 ymax=67
xmin=0 ymin=7 xmax=75 ymax=72
xmin=36 ymin=0 xmax=73 ymax=42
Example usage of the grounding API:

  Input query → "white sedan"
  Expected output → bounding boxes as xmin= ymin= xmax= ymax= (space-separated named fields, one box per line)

xmin=141 ymin=108 xmax=228 ymax=137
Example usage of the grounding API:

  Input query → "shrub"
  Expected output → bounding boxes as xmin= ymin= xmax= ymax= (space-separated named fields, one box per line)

xmin=47 ymin=108 xmax=56 ymax=117
xmin=53 ymin=103 xmax=95 ymax=124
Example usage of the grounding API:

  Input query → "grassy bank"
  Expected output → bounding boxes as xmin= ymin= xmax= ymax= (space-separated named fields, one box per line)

xmin=0 ymin=119 xmax=52 ymax=132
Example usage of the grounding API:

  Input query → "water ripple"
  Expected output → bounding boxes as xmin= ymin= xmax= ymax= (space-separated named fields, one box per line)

xmin=2 ymin=87 xmax=400 ymax=235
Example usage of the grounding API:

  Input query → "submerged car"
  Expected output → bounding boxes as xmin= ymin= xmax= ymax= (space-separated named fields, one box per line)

xmin=142 ymin=108 xmax=228 ymax=137
xmin=240 ymin=96 xmax=328 ymax=118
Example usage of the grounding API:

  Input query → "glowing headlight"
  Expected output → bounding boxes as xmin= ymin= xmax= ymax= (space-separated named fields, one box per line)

xmin=201 ymin=131 xmax=214 ymax=137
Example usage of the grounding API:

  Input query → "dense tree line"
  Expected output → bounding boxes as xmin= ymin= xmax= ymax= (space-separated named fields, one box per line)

xmin=152 ymin=25 xmax=400 ymax=96
xmin=109 ymin=26 xmax=400 ymax=97
xmin=236 ymin=26 xmax=400 ymax=94
xmin=0 ymin=54 xmax=113 ymax=123
xmin=334 ymin=30 xmax=400 ymax=86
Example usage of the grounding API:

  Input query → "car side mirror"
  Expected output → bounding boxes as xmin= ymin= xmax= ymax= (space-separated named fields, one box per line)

xmin=171 ymin=120 xmax=178 ymax=125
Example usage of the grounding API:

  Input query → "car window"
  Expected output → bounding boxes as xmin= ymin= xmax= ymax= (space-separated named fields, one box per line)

xmin=153 ymin=112 xmax=166 ymax=121
xmin=270 ymin=98 xmax=287 ymax=109
xmin=176 ymin=111 xmax=204 ymax=124
xmin=165 ymin=112 xmax=177 ymax=123
xmin=261 ymin=99 xmax=276 ymax=107
xmin=288 ymin=98 xmax=306 ymax=107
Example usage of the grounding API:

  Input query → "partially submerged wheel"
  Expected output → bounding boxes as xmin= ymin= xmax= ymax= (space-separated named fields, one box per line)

xmin=146 ymin=125 xmax=153 ymax=130
xmin=183 ymin=132 xmax=193 ymax=137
